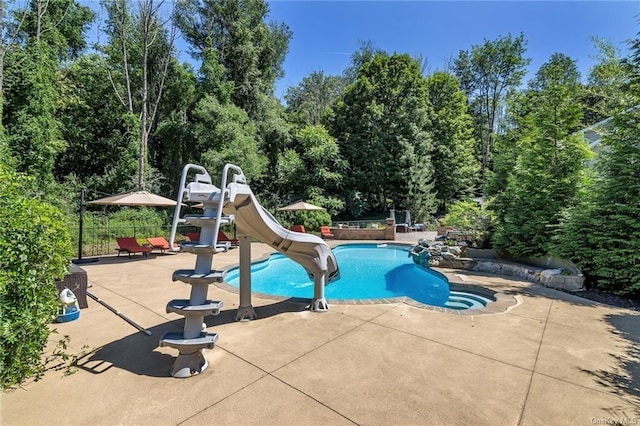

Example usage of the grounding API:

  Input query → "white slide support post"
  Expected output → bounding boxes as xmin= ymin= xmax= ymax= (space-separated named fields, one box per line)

xmin=235 ymin=233 xmax=257 ymax=321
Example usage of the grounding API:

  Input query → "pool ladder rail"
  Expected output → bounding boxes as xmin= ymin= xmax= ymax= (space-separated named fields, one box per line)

xmin=160 ymin=163 xmax=245 ymax=378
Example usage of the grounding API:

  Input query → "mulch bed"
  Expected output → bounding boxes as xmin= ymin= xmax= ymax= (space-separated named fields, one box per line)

xmin=565 ymin=287 xmax=640 ymax=311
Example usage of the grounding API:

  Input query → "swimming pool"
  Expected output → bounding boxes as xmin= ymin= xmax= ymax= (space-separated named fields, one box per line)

xmin=224 ymin=244 xmax=492 ymax=310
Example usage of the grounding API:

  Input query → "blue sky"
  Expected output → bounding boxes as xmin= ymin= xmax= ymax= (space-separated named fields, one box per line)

xmin=263 ymin=1 xmax=639 ymax=99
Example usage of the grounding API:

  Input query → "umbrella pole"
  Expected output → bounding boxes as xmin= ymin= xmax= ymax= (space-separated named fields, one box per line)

xmin=78 ymin=188 xmax=84 ymax=260
xmin=73 ymin=188 xmax=98 ymax=265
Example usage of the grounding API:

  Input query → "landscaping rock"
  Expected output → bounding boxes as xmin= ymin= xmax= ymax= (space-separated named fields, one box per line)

xmin=409 ymin=240 xmax=585 ymax=291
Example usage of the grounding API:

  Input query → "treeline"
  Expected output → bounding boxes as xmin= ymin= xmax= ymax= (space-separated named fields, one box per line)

xmin=0 ymin=0 xmax=638 ymax=295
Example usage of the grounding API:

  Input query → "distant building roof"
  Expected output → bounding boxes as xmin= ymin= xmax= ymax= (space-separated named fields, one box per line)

xmin=579 ymin=105 xmax=640 ymax=154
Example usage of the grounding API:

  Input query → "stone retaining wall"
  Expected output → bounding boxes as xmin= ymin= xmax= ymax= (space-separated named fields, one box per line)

xmin=411 ymin=243 xmax=585 ymax=292
xmin=332 ymin=226 xmax=395 ymax=240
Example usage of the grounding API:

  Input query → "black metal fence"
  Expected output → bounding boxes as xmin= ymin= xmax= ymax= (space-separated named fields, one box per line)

xmin=68 ymin=217 xmax=202 ymax=257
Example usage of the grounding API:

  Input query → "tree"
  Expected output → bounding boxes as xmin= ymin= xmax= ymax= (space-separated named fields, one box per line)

xmin=3 ymin=0 xmax=93 ymax=186
xmin=555 ymin=108 xmax=640 ymax=296
xmin=341 ymin=39 xmax=381 ymax=85
xmin=175 ymin=0 xmax=292 ymax=193
xmin=489 ymin=54 xmax=591 ymax=257
xmin=4 ymin=42 xmax=62 ymax=184
xmin=1 ymin=0 xmax=26 ymax=135
xmin=193 ymin=94 xmax=266 ymax=182
xmin=330 ymin=52 xmax=436 ymax=219
xmin=101 ymin=0 xmax=177 ymax=191
xmin=175 ymin=0 xmax=291 ymax=118
xmin=581 ymin=37 xmax=637 ymax=125
xmin=555 ymin=26 xmax=640 ymax=297
xmin=424 ymin=71 xmax=479 ymax=211
xmin=284 ymin=71 xmax=344 ymax=127
xmin=150 ymin=60 xmax=199 ymax=194
xmin=453 ymin=34 xmax=530 ymax=185
xmin=275 ymin=124 xmax=345 ymax=215
xmin=55 ymin=54 xmax=139 ymax=194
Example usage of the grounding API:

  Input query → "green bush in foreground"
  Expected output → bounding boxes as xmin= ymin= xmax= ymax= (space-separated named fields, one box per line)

xmin=0 ymin=166 xmax=73 ymax=390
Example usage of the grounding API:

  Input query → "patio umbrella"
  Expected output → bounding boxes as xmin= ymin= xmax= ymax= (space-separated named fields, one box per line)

xmin=405 ymin=210 xmax=411 ymax=225
xmin=74 ymin=190 xmax=177 ymax=263
xmin=277 ymin=200 xmax=325 ymax=211
xmin=86 ymin=190 xmax=177 ymax=206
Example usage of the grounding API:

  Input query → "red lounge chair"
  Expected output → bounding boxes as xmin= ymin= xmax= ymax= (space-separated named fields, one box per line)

xmin=146 ymin=237 xmax=172 ymax=253
xmin=218 ymin=230 xmax=239 ymax=246
xmin=185 ymin=232 xmax=200 ymax=242
xmin=290 ymin=225 xmax=306 ymax=233
xmin=320 ymin=226 xmax=334 ymax=239
xmin=115 ymin=237 xmax=152 ymax=258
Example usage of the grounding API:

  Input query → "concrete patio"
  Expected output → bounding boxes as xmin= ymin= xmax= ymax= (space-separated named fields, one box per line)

xmin=2 ymin=236 xmax=639 ymax=425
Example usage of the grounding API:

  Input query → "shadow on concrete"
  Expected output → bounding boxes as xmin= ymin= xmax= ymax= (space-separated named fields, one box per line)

xmin=74 ymin=298 xmax=309 ymax=378
xmin=74 ymin=321 xmax=181 ymax=378
xmin=581 ymin=312 xmax=640 ymax=415
xmin=204 ymin=298 xmax=310 ymax=327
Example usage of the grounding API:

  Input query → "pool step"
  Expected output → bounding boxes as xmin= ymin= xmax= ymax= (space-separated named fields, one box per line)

xmin=172 ymin=269 xmax=225 ymax=285
xmin=444 ymin=291 xmax=491 ymax=310
xmin=166 ymin=299 xmax=223 ymax=317
xmin=160 ymin=332 xmax=219 ymax=351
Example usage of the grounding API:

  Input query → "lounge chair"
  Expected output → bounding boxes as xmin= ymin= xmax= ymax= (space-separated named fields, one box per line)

xmin=115 ymin=237 xmax=152 ymax=258
xmin=185 ymin=232 xmax=200 ymax=242
xmin=146 ymin=237 xmax=172 ymax=253
xmin=290 ymin=225 xmax=306 ymax=233
xmin=320 ymin=226 xmax=334 ymax=239
xmin=184 ymin=231 xmax=237 ymax=248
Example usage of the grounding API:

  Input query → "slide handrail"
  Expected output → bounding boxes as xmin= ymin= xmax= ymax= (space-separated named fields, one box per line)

xmin=169 ymin=163 xmax=209 ymax=252
xmin=212 ymin=164 xmax=245 ymax=248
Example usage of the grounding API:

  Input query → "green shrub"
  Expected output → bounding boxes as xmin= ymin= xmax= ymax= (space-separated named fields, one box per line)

xmin=0 ymin=166 xmax=73 ymax=390
xmin=440 ymin=200 xmax=492 ymax=248
xmin=293 ymin=210 xmax=332 ymax=233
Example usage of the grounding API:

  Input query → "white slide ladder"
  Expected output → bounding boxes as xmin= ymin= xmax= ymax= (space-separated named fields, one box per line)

xmin=160 ymin=164 xmax=241 ymax=378
xmin=162 ymin=163 xmax=339 ymax=377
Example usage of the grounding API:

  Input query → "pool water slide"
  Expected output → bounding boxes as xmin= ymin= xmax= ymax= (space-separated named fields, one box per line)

xmin=168 ymin=163 xmax=340 ymax=317
xmin=223 ymin=179 xmax=340 ymax=314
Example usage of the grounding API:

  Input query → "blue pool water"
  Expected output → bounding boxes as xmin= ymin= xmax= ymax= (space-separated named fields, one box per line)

xmin=224 ymin=244 xmax=490 ymax=309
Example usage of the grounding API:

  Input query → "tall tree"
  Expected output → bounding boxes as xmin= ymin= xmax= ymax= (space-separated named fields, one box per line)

xmin=1 ymin=0 xmax=27 ymax=136
xmin=489 ymin=54 xmax=591 ymax=257
xmin=453 ymin=33 xmax=530 ymax=186
xmin=284 ymin=71 xmax=344 ymax=127
xmin=175 ymin=0 xmax=291 ymax=118
xmin=330 ymin=52 xmax=436 ymax=219
xmin=150 ymin=60 xmax=198 ymax=194
xmin=342 ymin=39 xmax=381 ymax=85
xmin=555 ymin=26 xmax=640 ymax=297
xmin=193 ymin=94 xmax=267 ymax=182
xmin=275 ymin=124 xmax=345 ymax=215
xmin=3 ymin=0 xmax=93 ymax=185
xmin=555 ymin=108 xmax=640 ymax=297
xmin=55 ymin=54 xmax=139 ymax=194
xmin=581 ymin=37 xmax=636 ymax=125
xmin=424 ymin=71 xmax=479 ymax=211
xmin=101 ymin=0 xmax=176 ymax=191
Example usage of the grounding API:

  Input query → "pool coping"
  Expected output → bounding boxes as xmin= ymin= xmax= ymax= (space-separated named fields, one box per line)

xmin=214 ymin=242 xmax=519 ymax=316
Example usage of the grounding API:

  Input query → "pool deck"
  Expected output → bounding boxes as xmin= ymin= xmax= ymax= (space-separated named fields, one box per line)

xmin=2 ymin=235 xmax=639 ymax=425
